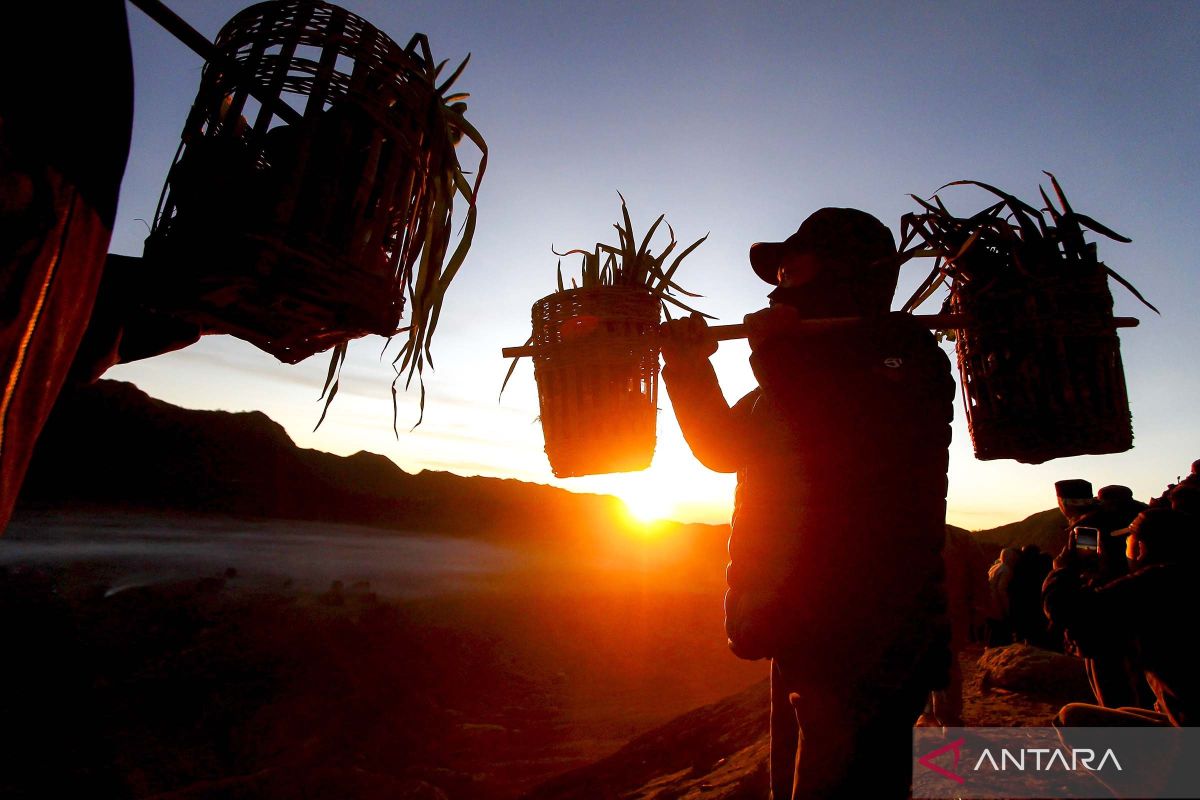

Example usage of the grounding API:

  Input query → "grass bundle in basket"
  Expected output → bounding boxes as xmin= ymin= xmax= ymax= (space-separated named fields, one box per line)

xmin=140 ymin=1 xmax=488 ymax=432
xmin=316 ymin=34 xmax=489 ymax=432
xmin=898 ymin=173 xmax=1157 ymax=463
xmin=549 ymin=192 xmax=710 ymax=308
xmin=503 ymin=195 xmax=708 ymax=477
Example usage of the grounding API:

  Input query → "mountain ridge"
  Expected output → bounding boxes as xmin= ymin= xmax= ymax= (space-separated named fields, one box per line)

xmin=16 ymin=379 xmax=1062 ymax=557
xmin=16 ymin=380 xmax=641 ymax=550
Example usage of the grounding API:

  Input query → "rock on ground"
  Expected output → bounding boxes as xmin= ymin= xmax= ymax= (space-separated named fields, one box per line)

xmin=977 ymin=642 xmax=1093 ymax=698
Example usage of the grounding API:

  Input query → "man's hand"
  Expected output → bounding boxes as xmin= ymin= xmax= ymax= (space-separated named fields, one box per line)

xmin=1053 ymin=543 xmax=1099 ymax=572
xmin=1053 ymin=544 xmax=1080 ymax=571
xmin=743 ymin=304 xmax=802 ymax=350
xmin=661 ymin=313 xmax=717 ymax=365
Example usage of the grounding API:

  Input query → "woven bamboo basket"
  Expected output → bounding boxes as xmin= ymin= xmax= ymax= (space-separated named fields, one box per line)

xmin=142 ymin=0 xmax=444 ymax=363
xmin=530 ymin=287 xmax=661 ymax=478
xmin=952 ymin=257 xmax=1132 ymax=464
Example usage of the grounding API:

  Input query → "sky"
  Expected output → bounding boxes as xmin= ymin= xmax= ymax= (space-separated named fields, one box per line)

xmin=107 ymin=0 xmax=1200 ymax=530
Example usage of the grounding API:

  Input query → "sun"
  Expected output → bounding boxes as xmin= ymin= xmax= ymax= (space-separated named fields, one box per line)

xmin=620 ymin=482 xmax=677 ymax=525
xmin=578 ymin=454 xmax=734 ymax=530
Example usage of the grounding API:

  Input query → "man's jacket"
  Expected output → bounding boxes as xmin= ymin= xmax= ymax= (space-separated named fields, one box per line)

xmin=664 ymin=313 xmax=955 ymax=686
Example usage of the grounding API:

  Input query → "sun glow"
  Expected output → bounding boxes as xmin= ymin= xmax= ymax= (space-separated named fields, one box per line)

xmin=620 ymin=482 xmax=678 ymax=525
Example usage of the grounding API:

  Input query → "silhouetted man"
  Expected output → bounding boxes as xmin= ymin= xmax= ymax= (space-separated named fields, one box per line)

xmin=662 ymin=208 xmax=954 ymax=799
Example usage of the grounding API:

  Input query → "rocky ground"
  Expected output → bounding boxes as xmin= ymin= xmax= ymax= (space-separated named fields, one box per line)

xmin=0 ymin=553 xmax=760 ymax=800
xmin=520 ymin=642 xmax=1092 ymax=800
xmin=0 ymin=507 xmax=1092 ymax=800
xmin=1 ymin=549 xmax=1090 ymax=800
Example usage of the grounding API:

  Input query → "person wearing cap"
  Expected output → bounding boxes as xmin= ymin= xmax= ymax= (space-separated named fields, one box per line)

xmin=661 ymin=208 xmax=954 ymax=799
xmin=1078 ymin=485 xmax=1149 ymax=581
xmin=1055 ymin=478 xmax=1096 ymax=528
xmin=1043 ymin=508 xmax=1197 ymax=727
xmin=1051 ymin=478 xmax=1096 ymax=644
xmin=1064 ymin=484 xmax=1155 ymax=709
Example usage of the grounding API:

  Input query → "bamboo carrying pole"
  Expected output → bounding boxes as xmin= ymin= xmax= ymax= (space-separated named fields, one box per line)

xmin=127 ymin=0 xmax=305 ymax=127
xmin=501 ymin=314 xmax=1140 ymax=359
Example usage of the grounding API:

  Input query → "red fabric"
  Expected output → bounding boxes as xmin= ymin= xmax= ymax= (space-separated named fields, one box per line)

xmin=0 ymin=1 xmax=131 ymax=533
xmin=0 ymin=170 xmax=112 ymax=531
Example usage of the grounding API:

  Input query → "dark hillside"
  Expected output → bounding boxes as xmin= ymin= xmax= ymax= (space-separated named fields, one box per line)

xmin=17 ymin=380 xmax=628 ymax=546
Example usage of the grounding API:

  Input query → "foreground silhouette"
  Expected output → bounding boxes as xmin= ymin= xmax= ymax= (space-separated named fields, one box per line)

xmin=662 ymin=208 xmax=954 ymax=799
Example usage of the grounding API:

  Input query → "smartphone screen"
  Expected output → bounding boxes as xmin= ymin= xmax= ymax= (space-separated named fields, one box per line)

xmin=1073 ymin=526 xmax=1100 ymax=551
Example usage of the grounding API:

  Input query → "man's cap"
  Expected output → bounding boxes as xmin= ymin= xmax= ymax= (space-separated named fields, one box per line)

xmin=1098 ymin=485 xmax=1134 ymax=502
xmin=1055 ymin=479 xmax=1094 ymax=500
xmin=749 ymin=207 xmax=897 ymax=285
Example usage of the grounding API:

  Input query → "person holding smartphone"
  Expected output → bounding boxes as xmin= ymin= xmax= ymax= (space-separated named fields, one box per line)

xmin=1077 ymin=484 xmax=1149 ymax=580
xmin=1062 ymin=484 xmax=1153 ymax=708
xmin=1043 ymin=508 xmax=1196 ymax=727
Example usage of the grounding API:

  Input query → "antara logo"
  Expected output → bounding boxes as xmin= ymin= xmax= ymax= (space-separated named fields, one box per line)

xmin=918 ymin=738 xmax=966 ymax=784
xmin=918 ymin=739 xmax=1123 ymax=784
xmin=972 ymin=748 xmax=1123 ymax=772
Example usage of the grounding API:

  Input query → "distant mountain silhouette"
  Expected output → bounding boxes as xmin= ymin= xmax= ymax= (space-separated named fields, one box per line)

xmin=972 ymin=508 xmax=1068 ymax=554
xmin=16 ymin=378 xmax=1060 ymax=562
xmin=16 ymin=380 xmax=637 ymax=547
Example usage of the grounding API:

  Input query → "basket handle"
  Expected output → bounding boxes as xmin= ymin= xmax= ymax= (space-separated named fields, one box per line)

xmin=501 ymin=314 xmax=1138 ymax=359
xmin=127 ymin=0 xmax=304 ymax=126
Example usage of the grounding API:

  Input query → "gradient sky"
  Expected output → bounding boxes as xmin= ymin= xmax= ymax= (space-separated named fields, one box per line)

xmin=107 ymin=0 xmax=1200 ymax=529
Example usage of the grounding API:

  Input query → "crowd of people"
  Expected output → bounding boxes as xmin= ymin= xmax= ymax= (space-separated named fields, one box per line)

xmin=981 ymin=461 xmax=1199 ymax=729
